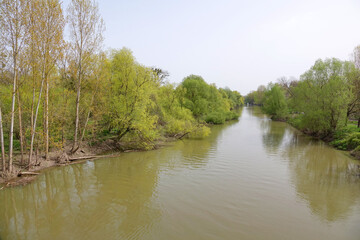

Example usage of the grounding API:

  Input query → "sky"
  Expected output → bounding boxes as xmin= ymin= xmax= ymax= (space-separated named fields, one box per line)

xmin=64 ymin=0 xmax=360 ymax=95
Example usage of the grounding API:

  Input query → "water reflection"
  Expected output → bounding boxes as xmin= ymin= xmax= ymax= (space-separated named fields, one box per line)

xmin=252 ymin=106 xmax=360 ymax=223
xmin=260 ymin=119 xmax=287 ymax=154
xmin=287 ymin=140 xmax=360 ymax=222
xmin=0 ymin=118 xmax=237 ymax=240
xmin=0 ymin=156 xmax=162 ymax=239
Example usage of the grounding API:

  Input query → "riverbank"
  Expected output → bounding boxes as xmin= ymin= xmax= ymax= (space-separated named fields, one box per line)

xmin=1 ymin=106 xmax=359 ymax=240
xmin=0 ymin=137 xmax=177 ymax=188
xmin=286 ymin=115 xmax=360 ymax=160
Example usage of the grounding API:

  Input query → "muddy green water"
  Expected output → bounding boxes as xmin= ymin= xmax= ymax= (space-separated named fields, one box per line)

xmin=1 ymin=107 xmax=360 ymax=240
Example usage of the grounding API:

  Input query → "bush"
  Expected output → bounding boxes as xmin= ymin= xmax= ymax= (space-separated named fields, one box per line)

xmin=331 ymin=131 xmax=360 ymax=150
xmin=287 ymin=115 xmax=303 ymax=129
xmin=224 ymin=111 xmax=239 ymax=121
xmin=205 ymin=112 xmax=226 ymax=124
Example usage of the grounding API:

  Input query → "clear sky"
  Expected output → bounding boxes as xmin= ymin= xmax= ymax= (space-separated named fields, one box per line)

xmin=64 ymin=0 xmax=360 ymax=95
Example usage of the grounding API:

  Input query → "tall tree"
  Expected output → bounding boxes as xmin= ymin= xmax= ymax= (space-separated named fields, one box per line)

xmin=352 ymin=45 xmax=360 ymax=127
xmin=0 ymin=107 xmax=5 ymax=173
xmin=292 ymin=58 xmax=350 ymax=135
xmin=67 ymin=0 xmax=104 ymax=153
xmin=262 ymin=84 xmax=288 ymax=119
xmin=0 ymin=0 xmax=30 ymax=173
xmin=27 ymin=0 xmax=65 ymax=166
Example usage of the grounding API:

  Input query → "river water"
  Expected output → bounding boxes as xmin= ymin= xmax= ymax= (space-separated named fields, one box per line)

xmin=0 ymin=107 xmax=360 ymax=240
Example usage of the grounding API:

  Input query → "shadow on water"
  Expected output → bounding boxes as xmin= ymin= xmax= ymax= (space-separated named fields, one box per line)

xmin=0 ymin=117 xmax=239 ymax=240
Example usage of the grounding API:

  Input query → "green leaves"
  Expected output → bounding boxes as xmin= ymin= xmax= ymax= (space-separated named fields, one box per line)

xmin=179 ymin=74 xmax=243 ymax=123
xmin=262 ymin=85 xmax=288 ymax=120
xmin=291 ymin=58 xmax=351 ymax=135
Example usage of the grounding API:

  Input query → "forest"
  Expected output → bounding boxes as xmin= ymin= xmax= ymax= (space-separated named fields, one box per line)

xmin=245 ymin=49 xmax=360 ymax=157
xmin=0 ymin=0 xmax=243 ymax=177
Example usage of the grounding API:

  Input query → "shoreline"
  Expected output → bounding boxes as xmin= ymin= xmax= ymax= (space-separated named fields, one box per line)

xmin=0 ymin=138 xmax=176 ymax=188
xmin=284 ymin=118 xmax=360 ymax=161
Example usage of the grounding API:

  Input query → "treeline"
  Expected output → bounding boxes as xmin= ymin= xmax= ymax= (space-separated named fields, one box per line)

xmin=0 ymin=0 xmax=243 ymax=175
xmin=245 ymin=46 xmax=360 ymax=154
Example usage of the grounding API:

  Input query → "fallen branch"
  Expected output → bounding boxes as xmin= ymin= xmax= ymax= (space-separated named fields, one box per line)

xmin=178 ymin=132 xmax=190 ymax=140
xmin=18 ymin=172 xmax=39 ymax=176
xmin=69 ymin=156 xmax=97 ymax=161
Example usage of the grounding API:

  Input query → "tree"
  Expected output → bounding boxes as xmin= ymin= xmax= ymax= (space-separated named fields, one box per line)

xmin=27 ymin=0 xmax=65 ymax=166
xmin=180 ymin=75 xmax=212 ymax=117
xmin=263 ymin=84 xmax=288 ymax=119
xmin=277 ymin=76 xmax=298 ymax=98
xmin=350 ymin=45 xmax=360 ymax=127
xmin=292 ymin=58 xmax=351 ymax=136
xmin=254 ymin=85 xmax=266 ymax=105
xmin=342 ymin=61 xmax=360 ymax=126
xmin=67 ymin=0 xmax=105 ymax=153
xmin=106 ymin=48 xmax=159 ymax=148
xmin=0 ymin=0 xmax=30 ymax=173
xmin=245 ymin=91 xmax=256 ymax=105
xmin=0 ymin=107 xmax=5 ymax=173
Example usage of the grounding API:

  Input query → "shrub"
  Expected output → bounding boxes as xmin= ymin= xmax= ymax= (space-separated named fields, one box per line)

xmin=205 ymin=112 xmax=226 ymax=124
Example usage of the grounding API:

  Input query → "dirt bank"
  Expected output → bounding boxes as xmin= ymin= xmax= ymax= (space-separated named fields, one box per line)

xmin=0 ymin=138 xmax=174 ymax=188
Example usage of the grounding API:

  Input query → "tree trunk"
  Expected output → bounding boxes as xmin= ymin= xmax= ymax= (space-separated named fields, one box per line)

xmin=45 ymin=77 xmax=49 ymax=160
xmin=358 ymin=116 xmax=360 ymax=128
xmin=28 ymin=78 xmax=45 ymax=169
xmin=80 ymin=93 xmax=95 ymax=143
xmin=9 ymin=65 xmax=17 ymax=173
xmin=0 ymin=107 xmax=6 ymax=173
xmin=17 ymin=89 xmax=24 ymax=165
xmin=72 ymin=63 xmax=82 ymax=153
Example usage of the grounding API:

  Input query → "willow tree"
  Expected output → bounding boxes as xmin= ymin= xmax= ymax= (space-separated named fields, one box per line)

xmin=292 ymin=58 xmax=351 ymax=135
xmin=262 ymin=84 xmax=288 ymax=119
xmin=106 ymin=48 xmax=160 ymax=148
xmin=0 ymin=0 xmax=30 ymax=173
xmin=67 ymin=0 xmax=104 ymax=153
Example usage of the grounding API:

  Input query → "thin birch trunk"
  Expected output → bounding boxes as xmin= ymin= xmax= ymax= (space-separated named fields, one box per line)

xmin=28 ymin=77 xmax=45 ymax=169
xmin=9 ymin=64 xmax=17 ymax=173
xmin=80 ymin=92 xmax=95 ymax=143
xmin=0 ymin=107 xmax=6 ymax=173
xmin=72 ymin=61 xmax=82 ymax=153
xmin=17 ymin=89 xmax=24 ymax=165
xmin=45 ymin=77 xmax=49 ymax=160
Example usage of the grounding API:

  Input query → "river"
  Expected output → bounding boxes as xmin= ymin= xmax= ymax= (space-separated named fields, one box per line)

xmin=0 ymin=107 xmax=360 ymax=240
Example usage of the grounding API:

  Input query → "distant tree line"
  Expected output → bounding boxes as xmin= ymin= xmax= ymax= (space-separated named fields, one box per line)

xmin=245 ymin=47 xmax=360 ymax=153
xmin=0 ymin=0 xmax=244 ymax=175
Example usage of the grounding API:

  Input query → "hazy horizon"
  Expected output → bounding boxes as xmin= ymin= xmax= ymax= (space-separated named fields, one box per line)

xmin=63 ymin=0 xmax=360 ymax=95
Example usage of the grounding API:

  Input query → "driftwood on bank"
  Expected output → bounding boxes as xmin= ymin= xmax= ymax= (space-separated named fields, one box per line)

xmin=69 ymin=156 xmax=97 ymax=161
xmin=18 ymin=172 xmax=40 ymax=176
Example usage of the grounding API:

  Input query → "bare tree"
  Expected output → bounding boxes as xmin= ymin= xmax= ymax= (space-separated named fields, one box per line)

xmin=67 ymin=0 xmax=104 ymax=153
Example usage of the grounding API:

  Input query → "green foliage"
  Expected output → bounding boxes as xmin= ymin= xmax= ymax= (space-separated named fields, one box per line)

xmin=262 ymin=84 xmax=288 ymax=119
xmin=179 ymin=74 xmax=242 ymax=125
xmin=224 ymin=111 xmax=240 ymax=121
xmin=287 ymin=115 xmax=303 ymax=129
xmin=104 ymin=48 xmax=160 ymax=147
xmin=331 ymin=125 xmax=360 ymax=150
xmin=188 ymin=125 xmax=211 ymax=139
xmin=331 ymin=132 xmax=360 ymax=150
xmin=205 ymin=112 xmax=226 ymax=124
xmin=291 ymin=58 xmax=351 ymax=135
